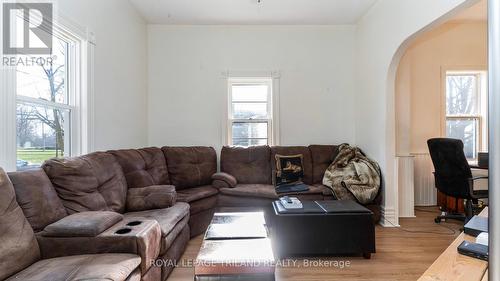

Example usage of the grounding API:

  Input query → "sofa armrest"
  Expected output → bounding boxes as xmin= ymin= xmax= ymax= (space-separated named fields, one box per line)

xmin=41 ymin=211 xmax=123 ymax=237
xmin=37 ymin=218 xmax=161 ymax=274
xmin=211 ymin=172 xmax=237 ymax=188
xmin=127 ymin=185 xmax=177 ymax=211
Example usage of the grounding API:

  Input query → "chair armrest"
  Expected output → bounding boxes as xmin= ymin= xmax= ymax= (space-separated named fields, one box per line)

xmin=41 ymin=211 xmax=123 ymax=237
xmin=37 ymin=219 xmax=161 ymax=274
xmin=211 ymin=172 xmax=237 ymax=188
xmin=127 ymin=185 xmax=177 ymax=211
xmin=468 ymin=177 xmax=489 ymax=199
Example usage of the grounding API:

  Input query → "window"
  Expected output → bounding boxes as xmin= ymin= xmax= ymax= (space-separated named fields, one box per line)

xmin=15 ymin=23 xmax=83 ymax=170
xmin=228 ymin=78 xmax=273 ymax=147
xmin=445 ymin=71 xmax=487 ymax=160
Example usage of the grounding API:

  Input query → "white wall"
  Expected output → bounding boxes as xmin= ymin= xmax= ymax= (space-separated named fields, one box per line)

xmin=395 ymin=21 xmax=487 ymax=208
xmin=396 ymin=22 xmax=488 ymax=155
xmin=147 ymin=25 xmax=356 ymax=151
xmin=355 ymin=0 xmax=474 ymax=225
xmin=56 ymin=0 xmax=148 ymax=151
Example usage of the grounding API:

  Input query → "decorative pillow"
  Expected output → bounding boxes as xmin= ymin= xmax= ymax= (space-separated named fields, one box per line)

xmin=274 ymin=154 xmax=304 ymax=186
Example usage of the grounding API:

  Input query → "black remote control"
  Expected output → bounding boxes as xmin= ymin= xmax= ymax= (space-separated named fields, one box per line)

xmin=457 ymin=241 xmax=488 ymax=261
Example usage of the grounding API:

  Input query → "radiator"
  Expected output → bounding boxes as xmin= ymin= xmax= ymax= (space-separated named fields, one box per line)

xmin=397 ymin=156 xmax=415 ymax=217
xmin=413 ymin=153 xmax=437 ymax=206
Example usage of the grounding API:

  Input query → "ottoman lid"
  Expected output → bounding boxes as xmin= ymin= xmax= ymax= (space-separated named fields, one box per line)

xmin=317 ymin=200 xmax=372 ymax=214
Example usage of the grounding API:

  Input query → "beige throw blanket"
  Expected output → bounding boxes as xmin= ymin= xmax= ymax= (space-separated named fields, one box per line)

xmin=322 ymin=144 xmax=381 ymax=204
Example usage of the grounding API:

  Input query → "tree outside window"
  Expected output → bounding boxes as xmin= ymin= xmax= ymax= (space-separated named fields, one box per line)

xmin=445 ymin=72 xmax=487 ymax=160
xmin=16 ymin=37 xmax=74 ymax=170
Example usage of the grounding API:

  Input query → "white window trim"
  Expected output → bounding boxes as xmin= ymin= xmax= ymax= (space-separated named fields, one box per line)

xmin=228 ymin=78 xmax=273 ymax=146
xmin=222 ymin=71 xmax=280 ymax=146
xmin=0 ymin=8 xmax=95 ymax=171
xmin=441 ymin=66 xmax=488 ymax=160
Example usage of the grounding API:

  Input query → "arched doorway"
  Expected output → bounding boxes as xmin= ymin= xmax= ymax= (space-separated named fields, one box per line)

xmin=392 ymin=0 xmax=487 ymax=219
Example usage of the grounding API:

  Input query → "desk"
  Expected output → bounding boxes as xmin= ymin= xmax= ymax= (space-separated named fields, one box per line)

xmin=437 ymin=166 xmax=488 ymax=212
xmin=469 ymin=159 xmax=489 ymax=170
xmin=418 ymin=207 xmax=489 ymax=281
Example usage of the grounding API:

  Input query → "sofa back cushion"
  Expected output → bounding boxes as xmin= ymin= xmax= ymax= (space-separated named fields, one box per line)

xmin=162 ymin=146 xmax=217 ymax=189
xmin=108 ymin=147 xmax=170 ymax=188
xmin=220 ymin=146 xmax=272 ymax=184
xmin=270 ymin=146 xmax=313 ymax=185
xmin=42 ymin=152 xmax=128 ymax=214
xmin=8 ymin=169 xmax=67 ymax=232
xmin=0 ymin=168 xmax=40 ymax=280
xmin=309 ymin=145 xmax=340 ymax=184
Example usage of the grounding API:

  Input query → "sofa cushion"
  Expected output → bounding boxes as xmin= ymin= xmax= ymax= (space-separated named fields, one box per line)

xmin=126 ymin=185 xmax=177 ymax=212
xmin=162 ymin=147 xmax=217 ymax=189
xmin=124 ymin=202 xmax=190 ymax=237
xmin=271 ymin=146 xmax=313 ymax=185
xmin=176 ymin=185 xmax=218 ymax=203
xmin=188 ymin=195 xmax=217 ymax=215
xmin=217 ymin=193 xmax=273 ymax=208
xmin=8 ymin=169 xmax=67 ymax=232
xmin=312 ymin=183 xmax=336 ymax=197
xmin=5 ymin=254 xmax=140 ymax=281
xmin=108 ymin=147 xmax=170 ymax=188
xmin=159 ymin=225 xmax=190 ymax=280
xmin=126 ymin=269 xmax=141 ymax=281
xmin=0 ymin=168 xmax=41 ymax=280
xmin=42 ymin=152 xmax=128 ymax=214
xmin=160 ymin=215 xmax=190 ymax=254
xmin=219 ymin=184 xmax=278 ymax=199
xmin=309 ymin=145 xmax=340 ymax=184
xmin=42 ymin=211 xmax=123 ymax=237
xmin=220 ymin=146 xmax=272 ymax=184
xmin=219 ymin=184 xmax=327 ymax=200
xmin=189 ymin=209 xmax=215 ymax=237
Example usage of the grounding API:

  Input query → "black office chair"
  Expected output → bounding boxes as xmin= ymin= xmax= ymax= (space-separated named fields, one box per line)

xmin=427 ymin=138 xmax=488 ymax=223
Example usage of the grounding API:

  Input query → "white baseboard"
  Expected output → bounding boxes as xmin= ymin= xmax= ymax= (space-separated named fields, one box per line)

xmin=380 ymin=206 xmax=400 ymax=227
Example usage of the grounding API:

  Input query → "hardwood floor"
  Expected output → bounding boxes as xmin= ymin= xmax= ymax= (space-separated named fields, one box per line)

xmin=168 ymin=207 xmax=462 ymax=281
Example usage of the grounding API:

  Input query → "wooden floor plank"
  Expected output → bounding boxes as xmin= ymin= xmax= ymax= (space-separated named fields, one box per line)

xmin=482 ymin=270 xmax=489 ymax=281
xmin=168 ymin=207 xmax=462 ymax=281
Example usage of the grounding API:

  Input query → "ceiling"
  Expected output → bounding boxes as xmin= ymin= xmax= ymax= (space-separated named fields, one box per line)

xmin=128 ymin=0 xmax=378 ymax=25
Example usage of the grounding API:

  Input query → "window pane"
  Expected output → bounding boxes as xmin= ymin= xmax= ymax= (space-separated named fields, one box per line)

xmin=232 ymin=103 xmax=268 ymax=119
xmin=232 ymin=139 xmax=268 ymax=147
xmin=232 ymin=85 xmax=268 ymax=102
xmin=16 ymin=36 xmax=68 ymax=104
xmin=446 ymin=75 xmax=478 ymax=115
xmin=232 ymin=122 xmax=268 ymax=139
xmin=16 ymin=103 xmax=70 ymax=170
xmin=446 ymin=118 xmax=478 ymax=159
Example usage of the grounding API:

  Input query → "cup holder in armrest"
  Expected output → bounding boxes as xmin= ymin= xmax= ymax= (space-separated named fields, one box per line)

xmin=115 ymin=228 xmax=132 ymax=235
xmin=127 ymin=221 xmax=142 ymax=226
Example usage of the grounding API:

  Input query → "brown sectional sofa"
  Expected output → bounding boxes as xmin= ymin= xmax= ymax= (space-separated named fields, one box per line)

xmin=0 ymin=168 xmax=142 ymax=281
xmin=161 ymin=147 xmax=219 ymax=238
xmin=217 ymin=145 xmax=382 ymax=222
xmin=0 ymin=144 xmax=381 ymax=281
